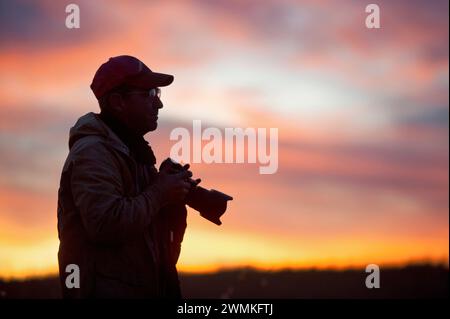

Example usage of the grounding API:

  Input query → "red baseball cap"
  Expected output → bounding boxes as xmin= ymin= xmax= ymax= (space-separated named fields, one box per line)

xmin=90 ymin=55 xmax=174 ymax=100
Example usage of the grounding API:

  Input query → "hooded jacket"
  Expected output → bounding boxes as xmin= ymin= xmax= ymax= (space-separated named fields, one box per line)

xmin=57 ymin=112 xmax=186 ymax=298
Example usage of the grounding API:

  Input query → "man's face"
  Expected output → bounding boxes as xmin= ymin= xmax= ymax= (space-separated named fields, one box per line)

xmin=119 ymin=88 xmax=163 ymax=135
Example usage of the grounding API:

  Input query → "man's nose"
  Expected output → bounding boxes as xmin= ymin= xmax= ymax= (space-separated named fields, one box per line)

xmin=153 ymin=97 xmax=163 ymax=109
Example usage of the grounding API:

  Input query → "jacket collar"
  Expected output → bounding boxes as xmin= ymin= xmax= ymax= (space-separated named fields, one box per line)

xmin=96 ymin=113 xmax=132 ymax=156
xmin=98 ymin=111 xmax=157 ymax=165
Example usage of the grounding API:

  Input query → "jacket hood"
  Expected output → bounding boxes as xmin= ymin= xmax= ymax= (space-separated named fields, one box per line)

xmin=68 ymin=112 xmax=130 ymax=157
xmin=68 ymin=112 xmax=109 ymax=149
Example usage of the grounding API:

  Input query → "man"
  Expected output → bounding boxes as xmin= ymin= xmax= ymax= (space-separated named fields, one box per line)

xmin=57 ymin=55 xmax=197 ymax=298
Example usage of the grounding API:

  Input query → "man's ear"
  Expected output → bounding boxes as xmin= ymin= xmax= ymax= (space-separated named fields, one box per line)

xmin=108 ymin=93 xmax=125 ymax=114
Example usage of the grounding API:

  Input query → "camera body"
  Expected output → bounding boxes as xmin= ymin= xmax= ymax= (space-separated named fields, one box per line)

xmin=160 ymin=158 xmax=233 ymax=225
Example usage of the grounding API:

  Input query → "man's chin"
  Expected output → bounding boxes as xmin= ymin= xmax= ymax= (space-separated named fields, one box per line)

xmin=148 ymin=121 xmax=158 ymax=131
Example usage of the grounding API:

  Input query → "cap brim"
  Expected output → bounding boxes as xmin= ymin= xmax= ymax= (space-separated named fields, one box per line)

xmin=128 ymin=71 xmax=174 ymax=88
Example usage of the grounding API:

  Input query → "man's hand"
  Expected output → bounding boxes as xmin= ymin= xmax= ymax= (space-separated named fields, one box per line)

xmin=159 ymin=158 xmax=201 ymax=189
xmin=157 ymin=169 xmax=193 ymax=204
xmin=180 ymin=164 xmax=201 ymax=188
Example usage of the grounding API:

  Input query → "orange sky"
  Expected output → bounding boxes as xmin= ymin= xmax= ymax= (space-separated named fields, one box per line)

xmin=0 ymin=0 xmax=448 ymax=279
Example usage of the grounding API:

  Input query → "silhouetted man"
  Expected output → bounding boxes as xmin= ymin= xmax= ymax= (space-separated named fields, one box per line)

xmin=57 ymin=55 xmax=196 ymax=298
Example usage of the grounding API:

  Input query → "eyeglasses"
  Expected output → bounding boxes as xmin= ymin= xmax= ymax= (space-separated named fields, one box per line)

xmin=124 ymin=88 xmax=161 ymax=99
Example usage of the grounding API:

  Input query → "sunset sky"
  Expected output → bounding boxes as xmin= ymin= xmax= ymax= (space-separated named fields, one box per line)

xmin=0 ymin=0 xmax=448 ymax=279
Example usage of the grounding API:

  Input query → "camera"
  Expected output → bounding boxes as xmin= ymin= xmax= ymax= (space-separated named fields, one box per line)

xmin=159 ymin=158 xmax=233 ymax=225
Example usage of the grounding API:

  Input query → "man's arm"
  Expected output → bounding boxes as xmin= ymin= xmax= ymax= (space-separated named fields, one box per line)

xmin=70 ymin=143 xmax=164 ymax=245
